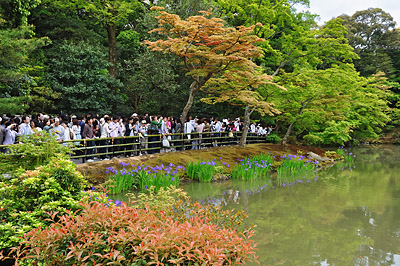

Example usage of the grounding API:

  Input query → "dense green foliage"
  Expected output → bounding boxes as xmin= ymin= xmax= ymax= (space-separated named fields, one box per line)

xmin=0 ymin=157 xmax=86 ymax=251
xmin=0 ymin=132 xmax=87 ymax=253
xmin=46 ymin=42 xmax=122 ymax=113
xmin=0 ymin=131 xmax=70 ymax=174
xmin=0 ymin=0 xmax=399 ymax=144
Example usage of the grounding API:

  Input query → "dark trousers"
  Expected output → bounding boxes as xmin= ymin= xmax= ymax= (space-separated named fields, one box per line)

xmin=86 ymin=139 xmax=95 ymax=159
xmin=148 ymin=135 xmax=160 ymax=154
xmin=99 ymin=139 xmax=108 ymax=159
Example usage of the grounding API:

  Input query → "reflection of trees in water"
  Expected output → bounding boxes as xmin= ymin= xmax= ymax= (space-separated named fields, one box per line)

xmin=184 ymin=146 xmax=400 ymax=265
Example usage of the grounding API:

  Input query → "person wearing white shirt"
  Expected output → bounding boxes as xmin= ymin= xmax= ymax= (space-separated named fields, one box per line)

xmin=250 ymin=122 xmax=256 ymax=133
xmin=161 ymin=117 xmax=169 ymax=135
xmin=212 ymin=118 xmax=222 ymax=147
xmin=3 ymin=122 xmax=19 ymax=146
xmin=19 ymin=116 xmax=32 ymax=136
xmin=61 ymin=122 xmax=74 ymax=148
xmin=213 ymin=119 xmax=222 ymax=132
xmin=139 ymin=120 xmax=148 ymax=155
xmin=99 ymin=117 xmax=112 ymax=159
xmin=51 ymin=118 xmax=65 ymax=142
xmin=184 ymin=119 xmax=194 ymax=134
xmin=184 ymin=118 xmax=194 ymax=150
xmin=234 ymin=118 xmax=240 ymax=130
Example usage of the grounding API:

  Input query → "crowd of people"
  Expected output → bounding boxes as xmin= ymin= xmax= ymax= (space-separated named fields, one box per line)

xmin=0 ymin=112 xmax=275 ymax=161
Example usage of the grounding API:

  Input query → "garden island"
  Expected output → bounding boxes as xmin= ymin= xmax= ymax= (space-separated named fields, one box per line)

xmin=1 ymin=0 xmax=400 ymax=265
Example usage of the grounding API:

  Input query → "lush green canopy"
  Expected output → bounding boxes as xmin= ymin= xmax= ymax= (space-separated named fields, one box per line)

xmin=0 ymin=0 xmax=398 ymax=145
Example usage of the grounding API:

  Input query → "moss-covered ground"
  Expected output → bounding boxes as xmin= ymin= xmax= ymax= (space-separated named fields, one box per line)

xmin=77 ymin=143 xmax=329 ymax=184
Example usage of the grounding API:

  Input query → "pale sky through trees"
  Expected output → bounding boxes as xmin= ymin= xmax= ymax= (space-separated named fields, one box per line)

xmin=297 ymin=0 xmax=400 ymax=26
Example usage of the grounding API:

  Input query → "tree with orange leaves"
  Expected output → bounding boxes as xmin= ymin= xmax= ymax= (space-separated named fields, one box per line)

xmin=144 ymin=6 xmax=279 ymax=137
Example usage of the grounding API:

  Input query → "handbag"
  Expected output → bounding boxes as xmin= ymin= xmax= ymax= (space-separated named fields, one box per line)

xmin=162 ymin=136 xmax=170 ymax=147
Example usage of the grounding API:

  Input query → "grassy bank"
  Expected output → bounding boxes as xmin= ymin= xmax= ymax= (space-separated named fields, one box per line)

xmin=77 ymin=143 xmax=330 ymax=185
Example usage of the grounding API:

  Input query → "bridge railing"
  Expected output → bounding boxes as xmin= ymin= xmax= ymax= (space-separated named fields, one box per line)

xmin=1 ymin=131 xmax=268 ymax=163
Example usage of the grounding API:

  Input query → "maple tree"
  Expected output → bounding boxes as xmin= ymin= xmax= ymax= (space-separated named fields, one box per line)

xmin=144 ymin=6 xmax=277 ymax=129
xmin=268 ymin=65 xmax=390 ymax=145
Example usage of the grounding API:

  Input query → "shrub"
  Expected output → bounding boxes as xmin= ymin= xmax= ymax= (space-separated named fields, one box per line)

xmin=130 ymin=186 xmax=249 ymax=233
xmin=8 ymin=201 xmax=258 ymax=265
xmin=0 ymin=131 xmax=70 ymax=174
xmin=266 ymin=133 xmax=281 ymax=144
xmin=231 ymin=153 xmax=273 ymax=180
xmin=0 ymin=158 xmax=86 ymax=252
xmin=128 ymin=185 xmax=189 ymax=210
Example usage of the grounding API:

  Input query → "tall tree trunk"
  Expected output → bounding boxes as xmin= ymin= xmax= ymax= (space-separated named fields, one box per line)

xmin=281 ymin=97 xmax=313 ymax=145
xmin=106 ymin=23 xmax=117 ymax=78
xmin=281 ymin=121 xmax=295 ymax=145
xmin=180 ymin=81 xmax=197 ymax=125
xmin=239 ymin=105 xmax=253 ymax=147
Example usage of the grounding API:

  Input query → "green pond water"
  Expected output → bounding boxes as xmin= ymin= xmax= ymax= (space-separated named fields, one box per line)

xmin=181 ymin=145 xmax=400 ymax=266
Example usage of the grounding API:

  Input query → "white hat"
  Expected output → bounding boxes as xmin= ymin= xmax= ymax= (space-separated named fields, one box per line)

xmin=132 ymin=113 xmax=138 ymax=117
xmin=141 ymin=120 xmax=147 ymax=124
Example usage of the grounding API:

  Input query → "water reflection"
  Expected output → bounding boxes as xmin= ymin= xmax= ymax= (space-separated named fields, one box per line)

xmin=183 ymin=145 xmax=400 ymax=266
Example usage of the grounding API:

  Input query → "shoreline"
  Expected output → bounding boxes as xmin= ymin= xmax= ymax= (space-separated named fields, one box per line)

xmin=77 ymin=143 xmax=332 ymax=185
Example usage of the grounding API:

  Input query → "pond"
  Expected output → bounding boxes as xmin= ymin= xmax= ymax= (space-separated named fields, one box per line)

xmin=183 ymin=145 xmax=400 ymax=265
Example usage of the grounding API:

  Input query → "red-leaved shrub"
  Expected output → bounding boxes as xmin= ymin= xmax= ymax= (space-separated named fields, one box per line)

xmin=11 ymin=201 xmax=258 ymax=265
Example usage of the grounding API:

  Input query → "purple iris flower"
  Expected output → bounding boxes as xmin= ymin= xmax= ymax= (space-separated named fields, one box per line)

xmin=114 ymin=199 xmax=122 ymax=206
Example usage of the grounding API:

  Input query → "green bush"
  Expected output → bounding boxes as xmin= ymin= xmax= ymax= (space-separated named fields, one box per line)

xmin=266 ymin=133 xmax=281 ymax=144
xmin=0 ymin=157 xmax=86 ymax=252
xmin=128 ymin=185 xmax=189 ymax=210
xmin=0 ymin=131 xmax=70 ymax=174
